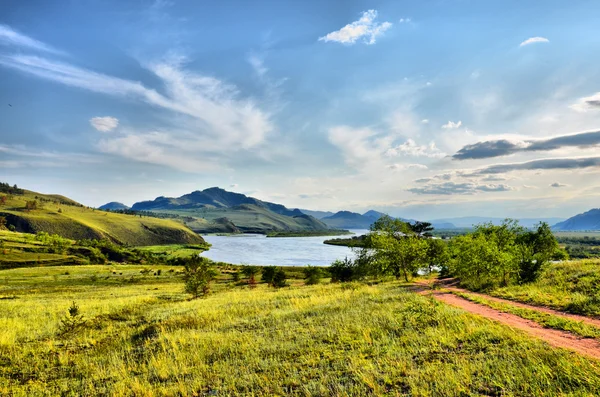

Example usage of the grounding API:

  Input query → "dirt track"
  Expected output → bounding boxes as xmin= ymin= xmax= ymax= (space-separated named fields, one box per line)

xmin=415 ymin=282 xmax=600 ymax=360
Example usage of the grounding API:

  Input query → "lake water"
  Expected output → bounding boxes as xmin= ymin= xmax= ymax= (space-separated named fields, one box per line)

xmin=201 ymin=230 xmax=368 ymax=267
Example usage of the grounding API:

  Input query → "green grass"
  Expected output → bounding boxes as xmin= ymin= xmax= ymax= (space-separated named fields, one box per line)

xmin=490 ymin=260 xmax=600 ymax=316
xmin=1 ymin=266 xmax=600 ymax=395
xmin=0 ymin=190 xmax=204 ymax=246
xmin=453 ymin=290 xmax=600 ymax=340
xmin=137 ymin=243 xmax=211 ymax=259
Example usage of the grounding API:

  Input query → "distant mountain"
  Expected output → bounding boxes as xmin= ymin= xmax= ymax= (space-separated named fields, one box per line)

xmin=98 ymin=202 xmax=130 ymax=211
xmin=298 ymin=209 xmax=335 ymax=219
xmin=133 ymin=187 xmax=302 ymax=217
xmin=362 ymin=210 xmax=386 ymax=220
xmin=429 ymin=216 xmax=566 ymax=229
xmin=553 ymin=209 xmax=600 ymax=231
xmin=131 ymin=187 xmax=330 ymax=234
xmin=321 ymin=211 xmax=381 ymax=229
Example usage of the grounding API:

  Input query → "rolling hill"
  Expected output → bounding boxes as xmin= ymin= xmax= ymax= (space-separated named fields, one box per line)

xmin=98 ymin=202 xmax=130 ymax=211
xmin=553 ymin=209 xmax=600 ymax=231
xmin=131 ymin=188 xmax=332 ymax=234
xmin=430 ymin=216 xmax=566 ymax=229
xmin=0 ymin=188 xmax=204 ymax=246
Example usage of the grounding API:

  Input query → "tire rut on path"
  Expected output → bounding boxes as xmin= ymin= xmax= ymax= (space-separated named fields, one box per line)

xmin=415 ymin=285 xmax=600 ymax=360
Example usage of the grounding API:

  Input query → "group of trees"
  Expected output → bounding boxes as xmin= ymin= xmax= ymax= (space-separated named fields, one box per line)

xmin=0 ymin=182 xmax=24 ymax=195
xmin=329 ymin=216 xmax=565 ymax=290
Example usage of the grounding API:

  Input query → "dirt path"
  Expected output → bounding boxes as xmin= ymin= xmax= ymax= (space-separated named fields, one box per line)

xmin=415 ymin=283 xmax=600 ymax=360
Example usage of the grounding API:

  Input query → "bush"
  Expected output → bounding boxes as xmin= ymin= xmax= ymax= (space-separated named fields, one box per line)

xmin=58 ymin=301 xmax=86 ymax=336
xmin=303 ymin=265 xmax=322 ymax=285
xmin=262 ymin=266 xmax=276 ymax=285
xmin=329 ymin=257 xmax=359 ymax=283
xmin=272 ymin=268 xmax=288 ymax=288
xmin=182 ymin=256 xmax=218 ymax=298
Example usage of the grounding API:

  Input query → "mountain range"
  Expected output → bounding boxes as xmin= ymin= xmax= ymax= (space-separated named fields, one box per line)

xmin=553 ymin=209 xmax=600 ymax=231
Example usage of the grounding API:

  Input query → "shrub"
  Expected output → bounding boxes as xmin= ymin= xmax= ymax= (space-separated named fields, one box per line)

xmin=329 ymin=257 xmax=359 ymax=283
xmin=303 ymin=265 xmax=322 ymax=285
xmin=183 ymin=256 xmax=218 ymax=298
xmin=272 ymin=268 xmax=288 ymax=288
xmin=58 ymin=301 xmax=86 ymax=336
xmin=262 ymin=266 xmax=276 ymax=284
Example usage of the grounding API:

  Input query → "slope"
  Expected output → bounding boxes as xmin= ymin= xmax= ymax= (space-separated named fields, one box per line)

xmin=0 ymin=189 xmax=204 ymax=246
xmin=553 ymin=209 xmax=600 ymax=231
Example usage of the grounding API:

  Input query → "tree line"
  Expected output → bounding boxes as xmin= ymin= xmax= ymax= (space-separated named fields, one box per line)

xmin=329 ymin=216 xmax=567 ymax=290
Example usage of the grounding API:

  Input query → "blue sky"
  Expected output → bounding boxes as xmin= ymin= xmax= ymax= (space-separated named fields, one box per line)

xmin=2 ymin=0 xmax=600 ymax=219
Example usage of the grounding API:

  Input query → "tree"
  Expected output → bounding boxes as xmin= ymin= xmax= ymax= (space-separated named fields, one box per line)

xmin=262 ymin=266 xmax=276 ymax=285
xmin=25 ymin=200 xmax=38 ymax=211
xmin=272 ymin=268 xmax=288 ymax=288
xmin=242 ymin=265 xmax=260 ymax=288
xmin=182 ymin=256 xmax=218 ymax=298
xmin=0 ymin=216 xmax=6 ymax=230
xmin=329 ymin=257 xmax=358 ymax=282
xmin=370 ymin=234 xmax=429 ymax=281
xmin=409 ymin=221 xmax=435 ymax=237
xmin=303 ymin=265 xmax=322 ymax=285
xmin=424 ymin=238 xmax=449 ymax=274
xmin=515 ymin=222 xmax=559 ymax=283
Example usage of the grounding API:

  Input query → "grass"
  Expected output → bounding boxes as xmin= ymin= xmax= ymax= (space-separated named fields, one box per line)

xmin=453 ymin=290 xmax=600 ymax=340
xmin=489 ymin=260 xmax=600 ymax=317
xmin=2 ymin=266 xmax=600 ymax=395
xmin=136 ymin=243 xmax=211 ymax=259
xmin=0 ymin=190 xmax=204 ymax=246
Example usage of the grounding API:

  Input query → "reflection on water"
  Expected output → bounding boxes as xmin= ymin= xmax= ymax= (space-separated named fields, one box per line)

xmin=201 ymin=230 xmax=368 ymax=267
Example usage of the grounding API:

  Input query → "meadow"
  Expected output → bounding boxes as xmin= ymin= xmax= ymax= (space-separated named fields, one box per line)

xmin=2 ymin=264 xmax=600 ymax=396
xmin=490 ymin=259 xmax=600 ymax=316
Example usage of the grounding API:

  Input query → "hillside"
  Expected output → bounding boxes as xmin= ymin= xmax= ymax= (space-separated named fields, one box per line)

xmin=131 ymin=188 xmax=331 ymax=234
xmin=321 ymin=210 xmax=415 ymax=230
xmin=0 ymin=188 xmax=204 ymax=246
xmin=553 ymin=209 xmax=600 ymax=231
xmin=98 ymin=202 xmax=130 ymax=211
xmin=297 ymin=209 xmax=335 ymax=219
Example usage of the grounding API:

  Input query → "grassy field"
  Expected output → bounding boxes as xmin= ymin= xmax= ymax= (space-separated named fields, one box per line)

xmin=136 ymin=243 xmax=211 ymax=259
xmin=2 ymin=265 xmax=600 ymax=396
xmin=490 ymin=259 xmax=600 ymax=316
xmin=0 ymin=190 xmax=204 ymax=246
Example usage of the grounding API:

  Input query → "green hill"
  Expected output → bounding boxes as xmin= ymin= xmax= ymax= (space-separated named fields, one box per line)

xmin=0 ymin=188 xmax=204 ymax=246
xmin=131 ymin=188 xmax=333 ymax=234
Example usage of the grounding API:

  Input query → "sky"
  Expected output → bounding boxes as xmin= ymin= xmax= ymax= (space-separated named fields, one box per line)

xmin=2 ymin=0 xmax=600 ymax=220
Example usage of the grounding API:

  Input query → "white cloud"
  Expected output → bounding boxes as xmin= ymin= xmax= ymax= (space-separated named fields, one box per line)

xmin=0 ymin=54 xmax=274 ymax=172
xmin=386 ymin=139 xmax=446 ymax=158
xmin=318 ymin=10 xmax=392 ymax=45
xmin=0 ymin=24 xmax=65 ymax=55
xmin=519 ymin=37 xmax=549 ymax=47
xmin=90 ymin=116 xmax=119 ymax=132
xmin=421 ymin=119 xmax=429 ymax=124
xmin=398 ymin=18 xmax=412 ymax=23
xmin=442 ymin=120 xmax=462 ymax=129
xmin=387 ymin=163 xmax=427 ymax=171
xmin=570 ymin=92 xmax=600 ymax=112
xmin=248 ymin=53 xmax=267 ymax=77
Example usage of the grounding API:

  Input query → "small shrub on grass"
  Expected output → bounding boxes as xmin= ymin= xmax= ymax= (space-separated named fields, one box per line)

xmin=242 ymin=265 xmax=260 ymax=289
xmin=58 ymin=301 xmax=86 ymax=337
xmin=262 ymin=266 xmax=276 ymax=285
xmin=303 ymin=265 xmax=322 ymax=285
xmin=272 ymin=268 xmax=288 ymax=288
xmin=329 ymin=257 xmax=361 ymax=282
xmin=182 ymin=256 xmax=218 ymax=298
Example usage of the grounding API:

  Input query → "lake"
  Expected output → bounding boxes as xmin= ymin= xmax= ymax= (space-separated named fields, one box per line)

xmin=201 ymin=230 xmax=368 ymax=267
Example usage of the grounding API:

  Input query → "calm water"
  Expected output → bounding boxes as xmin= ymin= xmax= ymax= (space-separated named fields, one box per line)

xmin=201 ymin=230 xmax=368 ymax=267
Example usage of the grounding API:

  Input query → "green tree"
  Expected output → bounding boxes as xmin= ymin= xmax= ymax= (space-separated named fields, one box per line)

xmin=272 ymin=268 xmax=288 ymax=288
xmin=242 ymin=265 xmax=260 ymax=288
xmin=370 ymin=233 xmax=429 ymax=281
xmin=515 ymin=222 xmax=559 ymax=283
xmin=303 ymin=265 xmax=322 ymax=285
xmin=424 ymin=238 xmax=449 ymax=274
xmin=261 ymin=266 xmax=276 ymax=285
xmin=182 ymin=256 xmax=218 ymax=298
xmin=329 ymin=257 xmax=358 ymax=282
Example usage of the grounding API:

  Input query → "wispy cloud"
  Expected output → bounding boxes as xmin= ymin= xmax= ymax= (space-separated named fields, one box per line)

xmin=0 ymin=24 xmax=65 ymax=55
xmin=0 ymin=54 xmax=274 ymax=172
xmin=387 ymin=163 xmax=427 ymax=171
xmin=476 ymin=157 xmax=600 ymax=175
xmin=519 ymin=37 xmax=549 ymax=47
xmin=442 ymin=120 xmax=462 ymax=129
xmin=90 ymin=116 xmax=119 ymax=132
xmin=318 ymin=10 xmax=392 ymax=45
xmin=570 ymin=92 xmax=600 ymax=112
xmin=453 ymin=129 xmax=600 ymax=160
xmin=386 ymin=139 xmax=445 ymax=158
xmin=408 ymin=181 xmax=513 ymax=195
xmin=550 ymin=182 xmax=568 ymax=188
